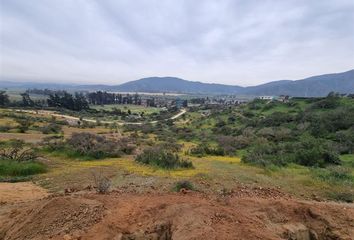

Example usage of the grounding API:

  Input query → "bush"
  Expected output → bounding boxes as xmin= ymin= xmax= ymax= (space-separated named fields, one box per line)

xmin=15 ymin=118 xmax=33 ymax=133
xmin=0 ymin=139 xmax=38 ymax=162
xmin=261 ymin=112 xmax=294 ymax=127
xmin=0 ymin=125 xmax=11 ymax=132
xmin=241 ymin=142 xmax=287 ymax=167
xmin=40 ymin=123 xmax=62 ymax=134
xmin=242 ymin=136 xmax=341 ymax=168
xmin=314 ymin=166 xmax=353 ymax=182
xmin=293 ymin=136 xmax=341 ymax=167
xmin=41 ymin=135 xmax=65 ymax=151
xmin=311 ymin=94 xmax=340 ymax=109
xmin=173 ymin=180 xmax=194 ymax=192
xmin=216 ymin=136 xmax=238 ymax=155
xmin=189 ymin=143 xmax=225 ymax=157
xmin=0 ymin=160 xmax=46 ymax=177
xmin=135 ymin=147 xmax=193 ymax=169
xmin=67 ymin=132 xmax=134 ymax=159
xmin=92 ymin=170 xmax=111 ymax=194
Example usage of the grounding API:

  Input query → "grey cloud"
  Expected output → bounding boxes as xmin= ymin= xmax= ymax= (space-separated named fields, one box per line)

xmin=0 ymin=0 xmax=353 ymax=85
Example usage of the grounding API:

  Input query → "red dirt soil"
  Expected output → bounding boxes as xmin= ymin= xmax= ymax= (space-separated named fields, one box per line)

xmin=1 ymin=188 xmax=353 ymax=240
xmin=0 ymin=182 xmax=48 ymax=204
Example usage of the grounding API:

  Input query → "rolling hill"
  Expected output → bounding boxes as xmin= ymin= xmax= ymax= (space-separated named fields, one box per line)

xmin=110 ymin=77 xmax=243 ymax=94
xmin=1 ymin=69 xmax=354 ymax=97
xmin=243 ymin=69 xmax=354 ymax=97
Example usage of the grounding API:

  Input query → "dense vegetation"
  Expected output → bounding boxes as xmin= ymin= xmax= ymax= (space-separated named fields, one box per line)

xmin=132 ymin=94 xmax=354 ymax=169
xmin=0 ymin=91 xmax=353 ymax=202
xmin=0 ymin=140 xmax=46 ymax=180
xmin=135 ymin=146 xmax=193 ymax=169
xmin=43 ymin=133 xmax=136 ymax=159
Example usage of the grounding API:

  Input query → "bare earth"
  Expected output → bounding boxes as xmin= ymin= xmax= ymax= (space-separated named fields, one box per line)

xmin=0 ymin=182 xmax=48 ymax=204
xmin=0 ymin=185 xmax=353 ymax=240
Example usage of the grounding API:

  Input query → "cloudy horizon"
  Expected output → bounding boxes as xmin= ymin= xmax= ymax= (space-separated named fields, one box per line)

xmin=0 ymin=0 xmax=354 ymax=86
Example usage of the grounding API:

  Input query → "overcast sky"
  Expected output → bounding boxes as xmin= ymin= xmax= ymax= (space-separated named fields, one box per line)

xmin=0 ymin=0 xmax=353 ymax=86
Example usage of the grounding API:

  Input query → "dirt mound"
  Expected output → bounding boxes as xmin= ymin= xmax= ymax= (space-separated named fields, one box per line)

xmin=1 ymin=196 xmax=104 ymax=240
xmin=1 ymin=192 xmax=353 ymax=240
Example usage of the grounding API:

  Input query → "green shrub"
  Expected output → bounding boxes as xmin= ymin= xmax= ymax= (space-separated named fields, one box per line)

xmin=15 ymin=118 xmax=33 ymax=133
xmin=67 ymin=132 xmax=135 ymax=159
xmin=241 ymin=142 xmax=288 ymax=167
xmin=189 ymin=143 xmax=225 ymax=157
xmin=327 ymin=192 xmax=354 ymax=203
xmin=135 ymin=147 xmax=193 ymax=169
xmin=173 ymin=180 xmax=194 ymax=192
xmin=0 ymin=139 xmax=38 ymax=162
xmin=311 ymin=94 xmax=340 ymax=109
xmin=0 ymin=125 xmax=11 ymax=132
xmin=242 ymin=136 xmax=341 ymax=168
xmin=40 ymin=123 xmax=62 ymax=134
xmin=0 ymin=160 xmax=47 ymax=176
xmin=41 ymin=135 xmax=66 ymax=151
xmin=314 ymin=166 xmax=353 ymax=182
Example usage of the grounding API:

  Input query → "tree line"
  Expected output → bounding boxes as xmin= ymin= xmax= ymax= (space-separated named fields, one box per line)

xmin=0 ymin=90 xmax=89 ymax=111
xmin=0 ymin=90 xmax=160 ymax=110
xmin=87 ymin=91 xmax=143 ymax=105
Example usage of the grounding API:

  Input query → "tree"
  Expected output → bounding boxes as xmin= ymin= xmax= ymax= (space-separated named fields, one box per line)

xmin=0 ymin=91 xmax=9 ymax=106
xmin=15 ymin=117 xmax=33 ymax=133
xmin=47 ymin=91 xmax=89 ymax=111
xmin=0 ymin=139 xmax=38 ymax=162
xmin=21 ymin=92 xmax=35 ymax=107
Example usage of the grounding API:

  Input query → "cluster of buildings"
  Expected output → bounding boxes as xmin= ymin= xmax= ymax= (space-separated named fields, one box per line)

xmin=257 ymin=95 xmax=290 ymax=102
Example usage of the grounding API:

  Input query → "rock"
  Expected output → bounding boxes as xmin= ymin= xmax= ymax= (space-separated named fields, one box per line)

xmin=283 ymin=223 xmax=311 ymax=240
xmin=113 ymin=233 xmax=123 ymax=240
xmin=63 ymin=234 xmax=72 ymax=240
xmin=309 ymin=230 xmax=319 ymax=240
xmin=179 ymin=188 xmax=188 ymax=194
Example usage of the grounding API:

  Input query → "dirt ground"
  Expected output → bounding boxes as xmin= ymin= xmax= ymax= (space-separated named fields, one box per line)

xmin=0 ymin=185 xmax=353 ymax=240
xmin=0 ymin=182 xmax=48 ymax=204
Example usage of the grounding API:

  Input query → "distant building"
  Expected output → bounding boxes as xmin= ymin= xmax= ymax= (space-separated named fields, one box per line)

xmin=278 ymin=95 xmax=290 ymax=102
xmin=258 ymin=95 xmax=291 ymax=102
xmin=258 ymin=96 xmax=276 ymax=100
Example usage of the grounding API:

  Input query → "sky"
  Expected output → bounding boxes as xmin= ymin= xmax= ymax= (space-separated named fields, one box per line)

xmin=0 ymin=0 xmax=354 ymax=86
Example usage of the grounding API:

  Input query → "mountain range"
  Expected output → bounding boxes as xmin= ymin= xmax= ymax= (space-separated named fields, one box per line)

xmin=1 ymin=69 xmax=353 ymax=97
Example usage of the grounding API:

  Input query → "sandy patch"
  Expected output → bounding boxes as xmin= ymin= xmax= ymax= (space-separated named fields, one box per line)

xmin=0 ymin=182 xmax=48 ymax=203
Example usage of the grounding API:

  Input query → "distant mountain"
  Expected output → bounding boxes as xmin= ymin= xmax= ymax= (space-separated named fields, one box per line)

xmin=0 ymin=80 xmax=77 ymax=90
xmin=112 ymin=77 xmax=243 ymax=94
xmin=110 ymin=70 xmax=354 ymax=96
xmin=243 ymin=69 xmax=354 ymax=97
xmin=1 ymin=69 xmax=354 ymax=97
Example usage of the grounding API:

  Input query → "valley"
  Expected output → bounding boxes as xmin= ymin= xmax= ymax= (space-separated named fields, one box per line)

xmin=0 ymin=92 xmax=353 ymax=239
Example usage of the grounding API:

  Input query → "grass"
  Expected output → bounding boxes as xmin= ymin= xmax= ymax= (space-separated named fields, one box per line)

xmin=0 ymin=160 xmax=47 ymax=177
xmin=90 ymin=104 xmax=162 ymax=114
xmin=44 ymin=149 xmax=98 ymax=161
xmin=341 ymin=154 xmax=354 ymax=168
xmin=27 ymin=150 xmax=354 ymax=202
xmin=0 ymin=117 xmax=18 ymax=127
xmin=189 ymin=155 xmax=241 ymax=163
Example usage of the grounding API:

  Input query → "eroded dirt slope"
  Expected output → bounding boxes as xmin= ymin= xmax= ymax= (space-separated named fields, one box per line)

xmin=1 ymin=189 xmax=353 ymax=240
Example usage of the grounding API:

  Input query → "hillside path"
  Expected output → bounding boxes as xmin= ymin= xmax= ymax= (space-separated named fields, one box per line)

xmin=15 ymin=108 xmax=187 ymax=125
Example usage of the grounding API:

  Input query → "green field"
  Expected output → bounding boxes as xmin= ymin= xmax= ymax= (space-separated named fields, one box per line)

xmin=90 ymin=104 xmax=162 ymax=114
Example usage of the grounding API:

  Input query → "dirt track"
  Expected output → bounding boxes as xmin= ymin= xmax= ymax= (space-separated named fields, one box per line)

xmin=15 ymin=109 xmax=187 ymax=125
xmin=1 ymin=188 xmax=353 ymax=240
